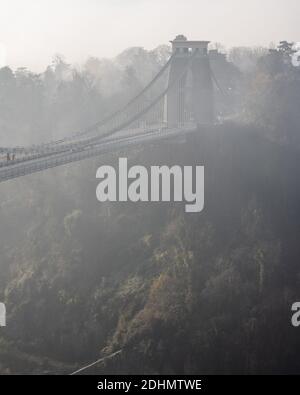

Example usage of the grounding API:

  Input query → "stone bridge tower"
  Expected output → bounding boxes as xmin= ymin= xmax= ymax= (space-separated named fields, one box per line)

xmin=167 ymin=35 xmax=214 ymax=126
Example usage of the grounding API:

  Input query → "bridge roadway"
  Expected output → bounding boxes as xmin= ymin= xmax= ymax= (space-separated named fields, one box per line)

xmin=0 ymin=125 xmax=198 ymax=183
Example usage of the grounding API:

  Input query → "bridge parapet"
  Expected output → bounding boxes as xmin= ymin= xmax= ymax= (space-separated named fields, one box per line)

xmin=170 ymin=35 xmax=210 ymax=57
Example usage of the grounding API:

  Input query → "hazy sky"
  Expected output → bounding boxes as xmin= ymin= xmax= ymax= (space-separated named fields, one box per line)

xmin=0 ymin=0 xmax=299 ymax=71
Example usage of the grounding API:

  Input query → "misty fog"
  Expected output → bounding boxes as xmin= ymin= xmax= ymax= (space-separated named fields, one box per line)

xmin=0 ymin=3 xmax=300 ymax=376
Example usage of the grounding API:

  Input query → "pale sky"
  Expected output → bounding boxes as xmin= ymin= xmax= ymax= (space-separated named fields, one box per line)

xmin=0 ymin=0 xmax=299 ymax=71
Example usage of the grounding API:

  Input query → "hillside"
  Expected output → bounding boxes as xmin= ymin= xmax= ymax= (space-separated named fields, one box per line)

xmin=0 ymin=123 xmax=300 ymax=374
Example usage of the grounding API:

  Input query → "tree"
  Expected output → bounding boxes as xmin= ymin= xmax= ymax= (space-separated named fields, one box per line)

xmin=277 ymin=41 xmax=296 ymax=56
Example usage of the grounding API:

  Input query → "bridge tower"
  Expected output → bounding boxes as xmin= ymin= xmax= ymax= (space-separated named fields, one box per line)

xmin=167 ymin=35 xmax=214 ymax=126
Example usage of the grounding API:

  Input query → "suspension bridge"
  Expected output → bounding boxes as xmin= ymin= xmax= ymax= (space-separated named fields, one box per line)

xmin=0 ymin=36 xmax=219 ymax=183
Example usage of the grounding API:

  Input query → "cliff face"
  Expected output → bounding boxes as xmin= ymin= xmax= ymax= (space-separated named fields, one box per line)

xmin=1 ymin=123 xmax=300 ymax=374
